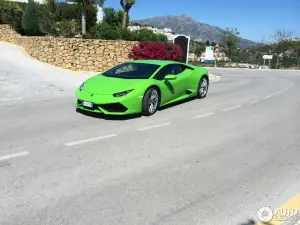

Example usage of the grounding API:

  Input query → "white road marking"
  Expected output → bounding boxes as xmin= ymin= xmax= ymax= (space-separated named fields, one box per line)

xmin=190 ymin=112 xmax=215 ymax=119
xmin=261 ymin=95 xmax=273 ymax=100
xmin=222 ymin=105 xmax=242 ymax=112
xmin=65 ymin=134 xmax=117 ymax=146
xmin=272 ymin=91 xmax=281 ymax=96
xmin=0 ymin=97 xmax=23 ymax=102
xmin=0 ymin=151 xmax=29 ymax=161
xmin=136 ymin=122 xmax=171 ymax=131
xmin=248 ymin=100 xmax=259 ymax=105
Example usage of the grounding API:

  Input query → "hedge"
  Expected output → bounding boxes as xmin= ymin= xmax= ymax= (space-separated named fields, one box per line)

xmin=129 ymin=41 xmax=183 ymax=61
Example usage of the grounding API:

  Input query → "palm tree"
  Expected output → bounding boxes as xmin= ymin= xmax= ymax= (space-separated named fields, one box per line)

xmin=120 ymin=0 xmax=135 ymax=29
xmin=74 ymin=0 xmax=104 ymax=35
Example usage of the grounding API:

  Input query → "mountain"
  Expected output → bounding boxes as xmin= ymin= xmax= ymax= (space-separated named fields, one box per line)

xmin=133 ymin=14 xmax=263 ymax=48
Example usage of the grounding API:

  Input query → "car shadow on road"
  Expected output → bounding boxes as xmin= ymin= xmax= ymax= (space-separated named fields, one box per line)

xmin=158 ymin=96 xmax=197 ymax=111
xmin=76 ymin=108 xmax=142 ymax=120
xmin=76 ymin=97 xmax=197 ymax=120
xmin=238 ymin=219 xmax=257 ymax=225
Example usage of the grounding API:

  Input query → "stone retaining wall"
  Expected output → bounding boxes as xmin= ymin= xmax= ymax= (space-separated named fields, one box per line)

xmin=0 ymin=25 xmax=137 ymax=72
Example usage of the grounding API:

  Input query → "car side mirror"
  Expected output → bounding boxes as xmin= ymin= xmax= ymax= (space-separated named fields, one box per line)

xmin=165 ymin=74 xmax=177 ymax=80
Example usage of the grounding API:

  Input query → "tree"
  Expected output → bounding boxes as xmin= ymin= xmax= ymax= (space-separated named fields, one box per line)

xmin=72 ymin=0 xmax=101 ymax=35
xmin=21 ymin=0 xmax=41 ymax=36
xmin=0 ymin=0 xmax=25 ymax=33
xmin=221 ymin=28 xmax=240 ymax=65
xmin=256 ymin=52 xmax=262 ymax=66
xmin=39 ymin=0 xmax=57 ymax=36
xmin=195 ymin=46 xmax=204 ymax=57
xmin=55 ymin=2 xmax=77 ymax=21
xmin=103 ymin=7 xmax=125 ymax=27
xmin=205 ymin=40 xmax=210 ymax=46
xmin=120 ymin=0 xmax=135 ymax=29
xmin=56 ymin=19 xmax=80 ymax=37
xmin=295 ymin=48 xmax=300 ymax=68
xmin=272 ymin=29 xmax=293 ymax=69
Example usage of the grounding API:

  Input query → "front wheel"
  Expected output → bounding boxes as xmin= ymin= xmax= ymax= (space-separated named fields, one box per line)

xmin=142 ymin=87 xmax=160 ymax=116
xmin=197 ymin=76 xmax=209 ymax=98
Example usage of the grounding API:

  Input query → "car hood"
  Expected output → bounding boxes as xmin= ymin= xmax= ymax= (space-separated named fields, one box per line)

xmin=82 ymin=75 xmax=147 ymax=95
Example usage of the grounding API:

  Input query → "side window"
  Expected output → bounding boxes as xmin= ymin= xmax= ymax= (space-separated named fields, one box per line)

xmin=154 ymin=64 xmax=183 ymax=80
xmin=172 ymin=64 xmax=183 ymax=74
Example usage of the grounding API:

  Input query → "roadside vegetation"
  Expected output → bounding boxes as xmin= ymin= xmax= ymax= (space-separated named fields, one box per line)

xmin=189 ymin=28 xmax=300 ymax=69
xmin=1 ymin=0 xmax=299 ymax=67
xmin=0 ymin=0 xmax=167 ymax=41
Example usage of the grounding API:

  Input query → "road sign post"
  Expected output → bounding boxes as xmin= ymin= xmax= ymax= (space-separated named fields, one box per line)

xmin=173 ymin=35 xmax=190 ymax=64
xmin=263 ymin=55 xmax=273 ymax=68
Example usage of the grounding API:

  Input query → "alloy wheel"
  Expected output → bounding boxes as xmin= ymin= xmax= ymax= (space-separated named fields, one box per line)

xmin=148 ymin=89 xmax=159 ymax=114
xmin=199 ymin=78 xmax=208 ymax=97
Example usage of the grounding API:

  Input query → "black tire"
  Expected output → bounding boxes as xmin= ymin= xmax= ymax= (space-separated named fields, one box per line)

xmin=142 ymin=87 xmax=160 ymax=116
xmin=196 ymin=76 xmax=209 ymax=98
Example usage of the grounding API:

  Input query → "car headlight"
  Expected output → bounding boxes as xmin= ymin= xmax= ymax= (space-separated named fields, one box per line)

xmin=79 ymin=82 xmax=85 ymax=91
xmin=113 ymin=89 xmax=133 ymax=97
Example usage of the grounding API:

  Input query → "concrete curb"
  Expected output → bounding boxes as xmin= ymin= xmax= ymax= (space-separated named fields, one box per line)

xmin=209 ymin=73 xmax=221 ymax=82
xmin=203 ymin=67 xmax=300 ymax=72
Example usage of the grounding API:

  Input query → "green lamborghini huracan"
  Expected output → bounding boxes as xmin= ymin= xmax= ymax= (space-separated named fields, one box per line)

xmin=75 ymin=60 xmax=209 ymax=116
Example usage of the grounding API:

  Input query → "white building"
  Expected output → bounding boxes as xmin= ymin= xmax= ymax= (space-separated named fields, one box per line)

xmin=198 ymin=52 xmax=229 ymax=62
xmin=127 ymin=24 xmax=176 ymax=41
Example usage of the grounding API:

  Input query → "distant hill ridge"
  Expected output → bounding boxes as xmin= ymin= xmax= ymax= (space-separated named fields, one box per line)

xmin=133 ymin=14 xmax=264 ymax=48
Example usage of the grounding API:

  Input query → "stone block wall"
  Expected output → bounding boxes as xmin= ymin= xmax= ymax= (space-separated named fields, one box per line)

xmin=0 ymin=25 xmax=137 ymax=72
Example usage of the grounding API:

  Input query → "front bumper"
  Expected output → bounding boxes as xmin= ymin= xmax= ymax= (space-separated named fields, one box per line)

xmin=75 ymin=89 xmax=143 ymax=115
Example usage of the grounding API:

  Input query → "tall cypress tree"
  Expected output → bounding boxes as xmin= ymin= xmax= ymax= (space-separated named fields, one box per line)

xmin=21 ymin=0 xmax=41 ymax=36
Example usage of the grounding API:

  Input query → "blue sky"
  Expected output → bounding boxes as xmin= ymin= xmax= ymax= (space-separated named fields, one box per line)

xmin=104 ymin=0 xmax=300 ymax=41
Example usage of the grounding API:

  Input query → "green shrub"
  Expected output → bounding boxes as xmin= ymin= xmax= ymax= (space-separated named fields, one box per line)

xmin=39 ymin=10 xmax=57 ymax=36
xmin=86 ymin=23 xmax=168 ymax=42
xmin=133 ymin=29 xmax=154 ymax=41
xmin=0 ymin=0 xmax=26 ymax=33
xmin=56 ymin=19 xmax=80 ymax=38
xmin=132 ymin=29 xmax=168 ymax=42
xmin=21 ymin=0 xmax=41 ymax=36
xmin=85 ymin=22 xmax=120 ymax=40
xmin=39 ymin=0 xmax=57 ymax=36
xmin=55 ymin=2 xmax=77 ymax=21
xmin=156 ymin=34 xmax=168 ymax=42
xmin=119 ymin=28 xmax=135 ymax=41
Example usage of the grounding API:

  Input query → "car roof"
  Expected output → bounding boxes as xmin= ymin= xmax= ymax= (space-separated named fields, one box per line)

xmin=129 ymin=60 xmax=183 ymax=66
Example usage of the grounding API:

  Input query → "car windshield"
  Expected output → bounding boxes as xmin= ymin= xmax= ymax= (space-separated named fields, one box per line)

xmin=102 ymin=62 xmax=160 ymax=79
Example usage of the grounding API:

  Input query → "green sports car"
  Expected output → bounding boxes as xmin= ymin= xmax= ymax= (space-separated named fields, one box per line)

xmin=75 ymin=60 xmax=209 ymax=116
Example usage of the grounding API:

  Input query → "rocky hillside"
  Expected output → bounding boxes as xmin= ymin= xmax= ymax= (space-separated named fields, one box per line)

xmin=133 ymin=14 xmax=263 ymax=48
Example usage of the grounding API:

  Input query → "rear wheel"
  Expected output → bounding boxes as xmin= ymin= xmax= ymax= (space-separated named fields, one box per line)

xmin=197 ymin=76 xmax=209 ymax=98
xmin=142 ymin=87 xmax=160 ymax=116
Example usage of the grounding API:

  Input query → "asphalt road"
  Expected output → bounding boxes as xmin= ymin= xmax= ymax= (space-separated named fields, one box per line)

xmin=1 ymin=43 xmax=300 ymax=225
